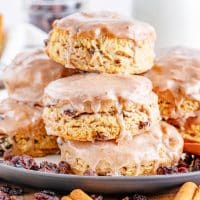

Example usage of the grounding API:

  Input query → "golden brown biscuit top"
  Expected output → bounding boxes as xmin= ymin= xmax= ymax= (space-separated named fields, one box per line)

xmin=0 ymin=98 xmax=42 ymax=135
xmin=3 ymin=49 xmax=76 ymax=105
xmin=44 ymin=73 xmax=153 ymax=109
xmin=58 ymin=122 xmax=183 ymax=174
xmin=54 ymin=11 xmax=156 ymax=42
xmin=145 ymin=47 xmax=200 ymax=100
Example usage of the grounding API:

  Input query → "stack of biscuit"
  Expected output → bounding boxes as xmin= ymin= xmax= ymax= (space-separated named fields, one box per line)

xmin=145 ymin=47 xmax=200 ymax=145
xmin=0 ymin=49 xmax=77 ymax=157
xmin=42 ymin=11 xmax=183 ymax=176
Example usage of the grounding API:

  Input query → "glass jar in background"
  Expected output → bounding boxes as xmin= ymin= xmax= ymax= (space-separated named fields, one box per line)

xmin=25 ymin=0 xmax=87 ymax=32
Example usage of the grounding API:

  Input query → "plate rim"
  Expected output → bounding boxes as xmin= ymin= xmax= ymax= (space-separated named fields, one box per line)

xmin=1 ymin=162 xmax=200 ymax=181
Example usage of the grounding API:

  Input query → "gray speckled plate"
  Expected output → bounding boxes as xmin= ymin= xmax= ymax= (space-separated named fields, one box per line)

xmin=0 ymin=162 xmax=200 ymax=194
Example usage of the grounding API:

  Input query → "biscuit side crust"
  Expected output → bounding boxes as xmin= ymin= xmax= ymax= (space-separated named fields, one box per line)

xmin=155 ymin=89 xmax=200 ymax=119
xmin=46 ymin=29 xmax=154 ymax=74
xmin=43 ymin=102 xmax=159 ymax=141
xmin=6 ymin=119 xmax=58 ymax=157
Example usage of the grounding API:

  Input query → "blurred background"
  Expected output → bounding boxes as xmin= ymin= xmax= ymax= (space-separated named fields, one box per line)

xmin=0 ymin=0 xmax=200 ymax=65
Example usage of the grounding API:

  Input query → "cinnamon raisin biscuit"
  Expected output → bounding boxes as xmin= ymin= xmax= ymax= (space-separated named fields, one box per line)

xmin=45 ymin=11 xmax=156 ymax=74
xmin=3 ymin=49 xmax=77 ymax=105
xmin=43 ymin=73 xmax=160 ymax=141
xmin=57 ymin=122 xmax=183 ymax=176
xmin=0 ymin=98 xmax=58 ymax=157
xmin=145 ymin=47 xmax=200 ymax=142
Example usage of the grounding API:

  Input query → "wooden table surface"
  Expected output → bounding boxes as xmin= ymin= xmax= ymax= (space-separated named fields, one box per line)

xmin=0 ymin=179 xmax=178 ymax=200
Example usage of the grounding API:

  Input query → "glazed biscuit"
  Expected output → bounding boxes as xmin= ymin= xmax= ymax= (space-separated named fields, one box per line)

xmin=45 ymin=11 xmax=156 ymax=75
xmin=145 ymin=47 xmax=200 ymax=142
xmin=0 ymin=98 xmax=58 ymax=157
xmin=57 ymin=122 xmax=183 ymax=176
xmin=3 ymin=49 xmax=77 ymax=105
xmin=43 ymin=73 xmax=160 ymax=141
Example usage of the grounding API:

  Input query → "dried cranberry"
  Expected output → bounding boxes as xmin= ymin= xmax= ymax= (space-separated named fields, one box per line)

xmin=156 ymin=167 xmax=167 ymax=175
xmin=40 ymin=190 xmax=56 ymax=196
xmin=83 ymin=169 xmax=97 ymax=176
xmin=34 ymin=190 xmax=59 ymax=200
xmin=3 ymin=151 xmax=14 ymax=162
xmin=0 ymin=115 xmax=4 ymax=120
xmin=178 ymin=159 xmax=188 ymax=168
xmin=7 ymin=156 xmax=38 ymax=170
xmin=122 ymin=197 xmax=130 ymax=200
xmin=91 ymin=194 xmax=103 ymax=200
xmin=8 ymin=187 xmax=23 ymax=196
xmin=0 ymin=185 xmax=23 ymax=196
xmin=95 ymin=132 xmax=109 ymax=140
xmin=138 ymin=121 xmax=149 ymax=129
xmin=156 ymin=166 xmax=178 ymax=175
xmin=0 ymin=150 xmax=4 ymax=157
xmin=178 ymin=167 xmax=188 ymax=173
xmin=39 ymin=161 xmax=58 ymax=173
xmin=63 ymin=110 xmax=76 ymax=117
xmin=0 ymin=191 xmax=10 ymax=200
xmin=89 ymin=49 xmax=95 ymax=55
xmin=122 ymin=194 xmax=149 ymax=200
xmin=131 ymin=194 xmax=148 ymax=200
xmin=58 ymin=161 xmax=70 ymax=174
xmin=192 ymin=157 xmax=200 ymax=171
xmin=178 ymin=153 xmax=194 ymax=169
xmin=44 ymin=39 xmax=49 ymax=47
xmin=184 ymin=153 xmax=194 ymax=165
xmin=0 ymin=185 xmax=12 ymax=194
